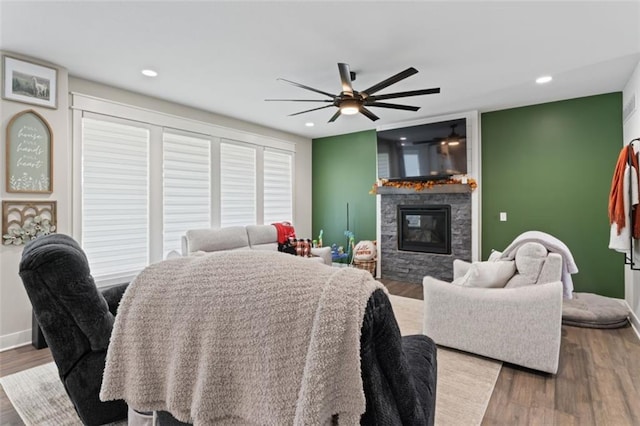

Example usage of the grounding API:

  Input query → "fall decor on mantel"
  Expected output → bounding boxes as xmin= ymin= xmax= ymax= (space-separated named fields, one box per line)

xmin=369 ymin=177 xmax=477 ymax=195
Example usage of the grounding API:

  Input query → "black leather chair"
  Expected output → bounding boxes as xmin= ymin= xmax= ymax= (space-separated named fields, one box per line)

xmin=19 ymin=234 xmax=128 ymax=425
xmin=157 ymin=289 xmax=438 ymax=426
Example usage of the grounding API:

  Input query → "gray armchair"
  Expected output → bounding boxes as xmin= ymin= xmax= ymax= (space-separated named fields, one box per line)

xmin=423 ymin=242 xmax=564 ymax=374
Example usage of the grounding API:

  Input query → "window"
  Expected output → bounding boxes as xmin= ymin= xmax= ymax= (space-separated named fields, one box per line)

xmin=263 ymin=150 xmax=293 ymax=224
xmin=377 ymin=152 xmax=390 ymax=178
xmin=403 ymin=152 xmax=420 ymax=177
xmin=162 ymin=132 xmax=211 ymax=257
xmin=220 ymin=142 xmax=256 ymax=227
xmin=81 ymin=117 xmax=149 ymax=284
xmin=73 ymin=94 xmax=297 ymax=286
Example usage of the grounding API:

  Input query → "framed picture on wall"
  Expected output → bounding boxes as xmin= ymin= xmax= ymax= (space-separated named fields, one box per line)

xmin=2 ymin=200 xmax=57 ymax=245
xmin=5 ymin=110 xmax=53 ymax=193
xmin=2 ymin=55 xmax=57 ymax=109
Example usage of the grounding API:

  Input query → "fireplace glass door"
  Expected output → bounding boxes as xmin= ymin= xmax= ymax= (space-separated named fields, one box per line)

xmin=397 ymin=205 xmax=451 ymax=254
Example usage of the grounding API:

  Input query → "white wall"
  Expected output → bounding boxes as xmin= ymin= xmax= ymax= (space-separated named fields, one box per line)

xmin=624 ymin=60 xmax=640 ymax=335
xmin=0 ymin=52 xmax=70 ymax=350
xmin=0 ymin=63 xmax=312 ymax=351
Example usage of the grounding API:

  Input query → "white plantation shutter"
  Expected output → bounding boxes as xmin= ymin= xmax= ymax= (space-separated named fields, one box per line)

xmin=220 ymin=142 xmax=256 ymax=227
xmin=163 ymin=132 xmax=211 ymax=257
xmin=263 ymin=150 xmax=293 ymax=224
xmin=81 ymin=117 xmax=149 ymax=284
xmin=74 ymin=96 xmax=301 ymax=287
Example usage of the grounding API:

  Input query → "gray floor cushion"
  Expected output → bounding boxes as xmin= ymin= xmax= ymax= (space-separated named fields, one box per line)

xmin=562 ymin=292 xmax=630 ymax=328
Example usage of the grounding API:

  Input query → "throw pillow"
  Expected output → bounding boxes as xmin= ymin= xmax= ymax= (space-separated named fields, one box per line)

xmin=278 ymin=241 xmax=296 ymax=255
xmin=514 ymin=242 xmax=547 ymax=277
xmin=354 ymin=240 xmax=376 ymax=261
xmin=487 ymin=249 xmax=503 ymax=262
xmin=452 ymin=260 xmax=516 ymax=288
xmin=504 ymin=242 xmax=548 ymax=288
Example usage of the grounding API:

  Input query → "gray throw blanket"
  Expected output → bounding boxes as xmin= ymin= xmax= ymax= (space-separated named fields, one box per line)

xmin=100 ymin=250 xmax=384 ymax=425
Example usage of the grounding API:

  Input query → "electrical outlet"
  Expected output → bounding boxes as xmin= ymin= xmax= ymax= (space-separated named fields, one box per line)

xmin=499 ymin=212 xmax=507 ymax=222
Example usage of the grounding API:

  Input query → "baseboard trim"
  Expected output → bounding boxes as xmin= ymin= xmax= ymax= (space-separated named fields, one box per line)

xmin=0 ymin=329 xmax=31 ymax=352
xmin=624 ymin=300 xmax=640 ymax=342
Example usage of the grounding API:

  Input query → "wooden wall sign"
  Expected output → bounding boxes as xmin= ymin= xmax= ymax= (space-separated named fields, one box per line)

xmin=2 ymin=200 xmax=57 ymax=245
xmin=5 ymin=109 xmax=53 ymax=193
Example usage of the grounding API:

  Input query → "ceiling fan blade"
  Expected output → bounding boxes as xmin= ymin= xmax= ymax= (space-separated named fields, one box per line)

xmin=338 ymin=63 xmax=354 ymax=96
xmin=359 ymin=106 xmax=380 ymax=122
xmin=368 ymin=87 xmax=441 ymax=101
xmin=361 ymin=67 xmax=418 ymax=96
xmin=364 ymin=102 xmax=420 ymax=111
xmin=328 ymin=110 xmax=341 ymax=123
xmin=265 ymin=99 xmax=333 ymax=102
xmin=288 ymin=104 xmax=335 ymax=117
xmin=277 ymin=78 xmax=336 ymax=98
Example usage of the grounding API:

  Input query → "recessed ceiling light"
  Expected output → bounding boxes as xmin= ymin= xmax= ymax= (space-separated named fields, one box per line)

xmin=536 ymin=75 xmax=552 ymax=84
xmin=400 ymin=137 xmax=407 ymax=140
xmin=305 ymin=122 xmax=314 ymax=127
xmin=141 ymin=69 xmax=158 ymax=77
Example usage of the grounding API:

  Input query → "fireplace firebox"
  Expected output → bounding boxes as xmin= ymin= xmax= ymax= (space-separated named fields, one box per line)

xmin=397 ymin=205 xmax=451 ymax=254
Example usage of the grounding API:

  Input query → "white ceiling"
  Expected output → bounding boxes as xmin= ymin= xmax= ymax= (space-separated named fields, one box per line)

xmin=1 ymin=1 xmax=639 ymax=140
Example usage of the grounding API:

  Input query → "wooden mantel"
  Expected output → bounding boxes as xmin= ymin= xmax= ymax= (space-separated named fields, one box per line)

xmin=375 ymin=184 xmax=473 ymax=195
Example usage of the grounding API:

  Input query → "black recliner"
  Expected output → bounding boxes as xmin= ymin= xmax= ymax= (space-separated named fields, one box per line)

xmin=19 ymin=234 xmax=128 ymax=425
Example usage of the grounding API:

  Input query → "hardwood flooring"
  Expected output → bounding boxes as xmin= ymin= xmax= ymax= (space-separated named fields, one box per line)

xmin=1 ymin=280 xmax=639 ymax=425
xmin=383 ymin=279 xmax=640 ymax=426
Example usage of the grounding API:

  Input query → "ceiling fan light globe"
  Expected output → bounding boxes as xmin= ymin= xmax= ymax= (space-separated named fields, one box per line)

xmin=341 ymin=106 xmax=360 ymax=115
xmin=340 ymin=98 xmax=361 ymax=115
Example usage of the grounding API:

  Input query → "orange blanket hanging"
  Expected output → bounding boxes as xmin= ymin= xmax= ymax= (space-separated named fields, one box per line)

xmin=609 ymin=145 xmax=640 ymax=238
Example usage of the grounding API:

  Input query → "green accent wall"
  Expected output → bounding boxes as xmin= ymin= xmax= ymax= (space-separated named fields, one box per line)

xmin=482 ymin=93 xmax=624 ymax=298
xmin=312 ymin=130 xmax=377 ymax=251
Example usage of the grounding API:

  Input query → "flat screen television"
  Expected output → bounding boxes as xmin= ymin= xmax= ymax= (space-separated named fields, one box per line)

xmin=376 ymin=118 xmax=467 ymax=181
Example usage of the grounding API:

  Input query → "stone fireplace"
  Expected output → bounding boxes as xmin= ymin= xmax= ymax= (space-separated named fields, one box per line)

xmin=378 ymin=186 xmax=472 ymax=284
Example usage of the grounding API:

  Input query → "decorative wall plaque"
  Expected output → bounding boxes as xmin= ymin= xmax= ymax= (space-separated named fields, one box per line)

xmin=5 ymin=109 xmax=53 ymax=193
xmin=2 ymin=200 xmax=57 ymax=245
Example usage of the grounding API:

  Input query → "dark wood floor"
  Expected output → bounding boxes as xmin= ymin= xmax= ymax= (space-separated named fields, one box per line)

xmin=1 ymin=280 xmax=639 ymax=425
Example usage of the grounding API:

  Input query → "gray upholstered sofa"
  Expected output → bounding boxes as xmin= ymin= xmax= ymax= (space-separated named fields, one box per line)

xmin=423 ymin=242 xmax=564 ymax=374
xmin=181 ymin=225 xmax=333 ymax=266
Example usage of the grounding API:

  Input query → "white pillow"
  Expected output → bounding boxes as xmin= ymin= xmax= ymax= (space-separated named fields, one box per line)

xmin=487 ymin=249 xmax=503 ymax=262
xmin=165 ymin=250 xmax=182 ymax=259
xmin=452 ymin=260 xmax=516 ymax=288
xmin=354 ymin=240 xmax=376 ymax=261
xmin=513 ymin=242 xmax=547 ymax=279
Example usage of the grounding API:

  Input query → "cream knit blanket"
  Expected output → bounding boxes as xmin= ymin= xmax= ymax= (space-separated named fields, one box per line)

xmin=100 ymin=250 xmax=384 ymax=425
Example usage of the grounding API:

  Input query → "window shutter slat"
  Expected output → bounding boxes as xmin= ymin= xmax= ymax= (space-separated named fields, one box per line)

xmin=263 ymin=150 xmax=293 ymax=224
xmin=163 ymin=132 xmax=211 ymax=257
xmin=82 ymin=117 xmax=149 ymax=284
xmin=220 ymin=142 xmax=256 ymax=227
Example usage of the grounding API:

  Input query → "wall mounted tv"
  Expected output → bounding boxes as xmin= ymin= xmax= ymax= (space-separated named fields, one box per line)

xmin=377 ymin=118 xmax=467 ymax=181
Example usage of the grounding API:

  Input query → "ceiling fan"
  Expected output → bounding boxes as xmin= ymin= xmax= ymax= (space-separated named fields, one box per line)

xmin=442 ymin=124 xmax=465 ymax=145
xmin=413 ymin=124 xmax=466 ymax=145
xmin=266 ymin=63 xmax=440 ymax=123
